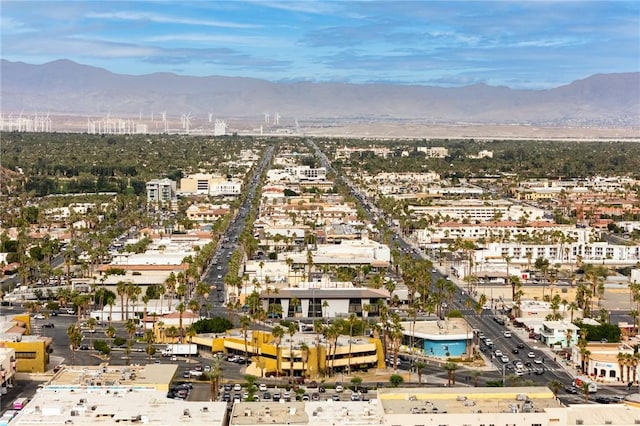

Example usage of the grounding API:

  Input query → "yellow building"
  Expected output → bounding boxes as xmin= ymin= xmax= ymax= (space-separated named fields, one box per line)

xmin=182 ymin=328 xmax=385 ymax=379
xmin=0 ymin=314 xmax=52 ymax=373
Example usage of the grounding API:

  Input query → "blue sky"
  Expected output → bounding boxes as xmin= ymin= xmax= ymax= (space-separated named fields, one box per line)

xmin=1 ymin=1 xmax=638 ymax=89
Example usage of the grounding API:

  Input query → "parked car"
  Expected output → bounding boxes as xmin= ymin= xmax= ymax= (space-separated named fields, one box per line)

xmin=33 ymin=314 xmax=45 ymax=319
xmin=335 ymin=383 xmax=344 ymax=393
xmin=42 ymin=322 xmax=54 ymax=328
xmin=565 ymin=385 xmax=578 ymax=394
xmin=527 ymin=352 xmax=536 ymax=358
xmin=511 ymin=348 xmax=519 ymax=354
xmin=258 ymin=383 xmax=267 ymax=392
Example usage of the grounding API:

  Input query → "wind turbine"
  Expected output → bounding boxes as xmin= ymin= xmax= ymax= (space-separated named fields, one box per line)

xmin=185 ymin=113 xmax=192 ymax=134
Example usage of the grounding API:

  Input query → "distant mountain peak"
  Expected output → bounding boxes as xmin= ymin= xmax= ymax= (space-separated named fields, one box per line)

xmin=1 ymin=59 xmax=638 ymax=127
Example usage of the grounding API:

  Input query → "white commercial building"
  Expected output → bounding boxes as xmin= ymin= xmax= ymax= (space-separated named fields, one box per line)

xmin=146 ymin=178 xmax=176 ymax=205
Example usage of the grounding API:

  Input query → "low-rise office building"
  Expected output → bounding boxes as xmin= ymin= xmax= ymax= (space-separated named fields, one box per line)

xmin=190 ymin=329 xmax=384 ymax=379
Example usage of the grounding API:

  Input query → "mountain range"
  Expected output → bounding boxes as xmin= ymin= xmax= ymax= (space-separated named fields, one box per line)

xmin=1 ymin=59 xmax=638 ymax=127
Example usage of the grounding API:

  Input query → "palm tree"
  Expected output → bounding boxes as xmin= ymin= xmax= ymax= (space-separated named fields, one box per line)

xmin=414 ymin=361 xmax=426 ymax=383
xmin=618 ymin=352 xmax=627 ymax=383
xmin=176 ymin=302 xmax=186 ymax=343
xmin=347 ymin=313 xmax=357 ymax=375
xmin=581 ymin=382 xmax=591 ymax=402
xmin=272 ymin=325 xmax=285 ymax=377
xmin=116 ymin=280 xmax=128 ymax=321
xmin=86 ymin=317 xmax=97 ymax=348
xmin=289 ymin=297 xmax=300 ymax=318
xmin=207 ymin=356 xmax=223 ymax=401
xmin=144 ymin=329 xmax=156 ymax=361
xmin=66 ymin=324 xmax=83 ymax=364
xmin=300 ymin=342 xmax=309 ymax=378
xmin=548 ymin=380 xmax=562 ymax=399
xmin=240 ymin=315 xmax=251 ymax=365
xmin=287 ymin=322 xmax=297 ymax=378
xmin=444 ymin=361 xmax=458 ymax=386
xmin=124 ymin=319 xmax=137 ymax=366
xmin=313 ymin=320 xmax=324 ymax=376
xmin=470 ymin=369 xmax=482 ymax=387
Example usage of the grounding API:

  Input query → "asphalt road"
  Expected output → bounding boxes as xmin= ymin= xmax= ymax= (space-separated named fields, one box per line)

xmin=202 ymin=145 xmax=274 ymax=323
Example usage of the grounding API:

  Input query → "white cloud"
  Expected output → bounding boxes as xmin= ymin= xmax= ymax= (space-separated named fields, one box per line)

xmin=85 ymin=11 xmax=261 ymax=29
xmin=0 ymin=16 xmax=36 ymax=35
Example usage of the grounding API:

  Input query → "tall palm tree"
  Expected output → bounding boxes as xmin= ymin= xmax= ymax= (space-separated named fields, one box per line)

xmin=144 ymin=329 xmax=156 ymax=361
xmin=300 ymin=342 xmax=309 ymax=378
xmin=617 ymin=352 xmax=627 ymax=383
xmin=116 ymin=280 xmax=128 ymax=321
xmin=176 ymin=302 xmax=186 ymax=343
xmin=288 ymin=322 xmax=297 ymax=378
xmin=164 ymin=272 xmax=176 ymax=313
xmin=347 ymin=313 xmax=357 ymax=375
xmin=124 ymin=319 xmax=137 ymax=366
xmin=240 ymin=315 xmax=251 ymax=365
xmin=66 ymin=324 xmax=83 ymax=364
xmin=272 ymin=325 xmax=285 ymax=377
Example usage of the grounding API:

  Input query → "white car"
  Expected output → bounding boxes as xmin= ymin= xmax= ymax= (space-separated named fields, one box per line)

xmin=534 ymin=358 xmax=543 ymax=364
xmin=233 ymin=383 xmax=242 ymax=391
xmin=501 ymin=355 xmax=510 ymax=363
xmin=527 ymin=352 xmax=536 ymax=358
xmin=258 ymin=383 xmax=267 ymax=392
xmin=33 ymin=314 xmax=45 ymax=319
xmin=494 ymin=350 xmax=503 ymax=357
xmin=335 ymin=384 xmax=344 ymax=393
xmin=503 ymin=331 xmax=512 ymax=338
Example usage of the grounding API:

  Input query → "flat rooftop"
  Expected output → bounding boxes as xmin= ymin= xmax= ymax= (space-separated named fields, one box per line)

xmin=376 ymin=386 xmax=559 ymax=414
xmin=230 ymin=401 xmax=383 ymax=426
xmin=400 ymin=318 xmax=472 ymax=340
xmin=50 ymin=364 xmax=178 ymax=391
xmin=11 ymin=388 xmax=227 ymax=426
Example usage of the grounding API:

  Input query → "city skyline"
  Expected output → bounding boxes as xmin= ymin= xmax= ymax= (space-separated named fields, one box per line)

xmin=1 ymin=1 xmax=639 ymax=89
